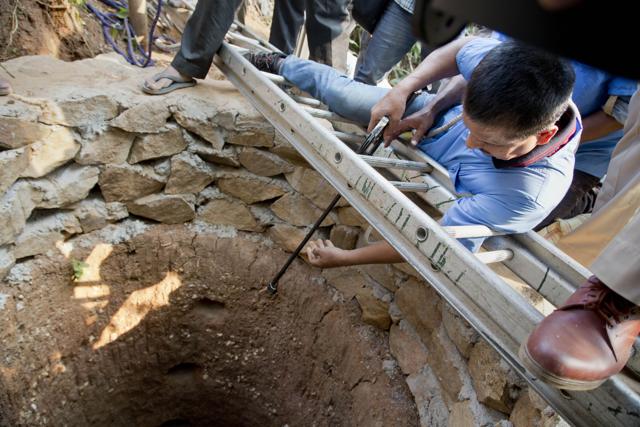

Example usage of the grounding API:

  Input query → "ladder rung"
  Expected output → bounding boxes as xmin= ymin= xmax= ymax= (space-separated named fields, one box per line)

xmin=475 ymin=249 xmax=514 ymax=264
xmin=361 ymin=155 xmax=433 ymax=172
xmin=389 ymin=181 xmax=432 ymax=192
xmin=443 ymin=225 xmax=505 ymax=239
xmin=291 ymin=94 xmax=323 ymax=108
xmin=301 ymin=106 xmax=361 ymax=125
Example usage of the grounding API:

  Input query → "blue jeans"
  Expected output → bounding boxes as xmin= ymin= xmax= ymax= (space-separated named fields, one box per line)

xmin=280 ymin=55 xmax=434 ymax=125
xmin=354 ymin=2 xmax=426 ymax=85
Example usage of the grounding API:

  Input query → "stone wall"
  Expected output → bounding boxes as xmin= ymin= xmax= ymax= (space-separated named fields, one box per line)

xmin=0 ymin=54 xmax=565 ymax=426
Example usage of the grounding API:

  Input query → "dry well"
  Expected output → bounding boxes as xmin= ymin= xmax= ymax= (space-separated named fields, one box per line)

xmin=0 ymin=54 xmax=567 ymax=426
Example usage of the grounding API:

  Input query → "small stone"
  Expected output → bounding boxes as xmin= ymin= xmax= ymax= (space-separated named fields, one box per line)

xmin=172 ymin=102 xmax=226 ymax=150
xmin=110 ymin=100 xmax=172 ymax=133
xmin=469 ymin=340 xmax=522 ymax=413
xmin=285 ymin=167 xmax=347 ymax=208
xmin=406 ymin=368 xmax=449 ymax=427
xmin=360 ymin=263 xmax=397 ymax=292
xmin=267 ymin=224 xmax=319 ymax=253
xmin=270 ymin=135 xmax=309 ymax=167
xmin=238 ymin=147 xmax=294 ymax=176
xmin=442 ymin=303 xmax=479 ymax=359
xmin=128 ymin=124 xmax=187 ymax=164
xmin=99 ymin=163 xmax=165 ymax=202
xmin=270 ymin=193 xmax=335 ymax=227
xmin=509 ymin=392 xmax=542 ymax=427
xmin=20 ymin=127 xmax=80 ymax=178
xmin=0 ymin=246 xmax=15 ymax=280
xmin=14 ymin=212 xmax=82 ymax=259
xmin=355 ymin=287 xmax=391 ymax=330
xmin=389 ymin=320 xmax=429 ymax=375
xmin=186 ymin=132 xmax=240 ymax=167
xmin=165 ymin=151 xmax=216 ymax=194
xmin=395 ymin=277 xmax=442 ymax=343
xmin=227 ymin=130 xmax=275 ymax=148
xmin=28 ymin=164 xmax=100 ymax=209
xmin=0 ymin=182 xmax=37 ymax=245
xmin=321 ymin=268 xmax=366 ymax=300
xmin=75 ymin=127 xmax=135 ymax=165
xmin=448 ymin=401 xmax=477 ymax=427
xmin=198 ymin=196 xmax=259 ymax=231
xmin=0 ymin=148 xmax=28 ymax=196
xmin=127 ymin=193 xmax=196 ymax=224
xmin=329 ymin=225 xmax=359 ymax=250
xmin=337 ymin=206 xmax=368 ymax=227
xmin=217 ymin=173 xmax=289 ymax=204
xmin=40 ymin=94 xmax=119 ymax=127
xmin=71 ymin=197 xmax=128 ymax=233
xmin=0 ymin=117 xmax=52 ymax=150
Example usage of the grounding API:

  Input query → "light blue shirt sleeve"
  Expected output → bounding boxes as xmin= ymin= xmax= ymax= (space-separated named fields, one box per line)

xmin=440 ymin=192 xmax=546 ymax=252
xmin=607 ymin=77 xmax=638 ymax=97
xmin=456 ymin=38 xmax=501 ymax=81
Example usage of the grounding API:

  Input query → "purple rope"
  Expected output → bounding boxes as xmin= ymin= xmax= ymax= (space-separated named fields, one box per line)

xmin=86 ymin=0 xmax=163 ymax=67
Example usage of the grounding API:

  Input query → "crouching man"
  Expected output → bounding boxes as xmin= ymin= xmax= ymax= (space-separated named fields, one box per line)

xmin=246 ymin=37 xmax=579 ymax=263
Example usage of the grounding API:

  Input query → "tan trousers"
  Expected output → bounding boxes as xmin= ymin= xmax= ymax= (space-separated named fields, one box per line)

xmin=557 ymin=87 xmax=640 ymax=304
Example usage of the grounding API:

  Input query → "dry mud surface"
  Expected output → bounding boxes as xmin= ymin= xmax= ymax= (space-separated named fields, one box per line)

xmin=0 ymin=224 xmax=418 ymax=426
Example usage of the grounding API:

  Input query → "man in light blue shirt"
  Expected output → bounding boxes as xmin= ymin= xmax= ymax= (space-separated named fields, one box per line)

xmin=245 ymin=37 xmax=579 ymax=265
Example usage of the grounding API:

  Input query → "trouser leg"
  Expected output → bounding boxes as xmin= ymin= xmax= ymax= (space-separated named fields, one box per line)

xmin=534 ymin=169 xmax=601 ymax=230
xmin=305 ymin=0 xmax=351 ymax=71
xmin=354 ymin=2 xmax=417 ymax=85
xmin=269 ymin=0 xmax=305 ymax=54
xmin=171 ymin=0 xmax=240 ymax=79
xmin=279 ymin=56 xmax=433 ymax=124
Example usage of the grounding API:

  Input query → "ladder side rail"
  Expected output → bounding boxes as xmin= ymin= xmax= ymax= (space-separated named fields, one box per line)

xmin=215 ymin=43 xmax=640 ymax=426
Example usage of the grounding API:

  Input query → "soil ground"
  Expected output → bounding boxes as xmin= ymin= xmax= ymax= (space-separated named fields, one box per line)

xmin=0 ymin=225 xmax=418 ymax=426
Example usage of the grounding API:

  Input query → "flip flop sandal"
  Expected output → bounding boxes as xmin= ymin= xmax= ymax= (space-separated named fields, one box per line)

xmin=142 ymin=71 xmax=196 ymax=95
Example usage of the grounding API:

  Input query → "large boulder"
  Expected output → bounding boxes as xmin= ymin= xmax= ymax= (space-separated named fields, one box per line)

xmin=99 ymin=163 xmax=166 ymax=202
xmin=127 ymin=193 xmax=196 ymax=224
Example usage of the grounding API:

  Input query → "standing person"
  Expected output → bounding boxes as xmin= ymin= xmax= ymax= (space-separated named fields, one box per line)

xmin=0 ymin=78 xmax=10 ymax=96
xmin=142 ymin=0 xmax=240 ymax=95
xmin=269 ymin=0 xmax=352 ymax=72
xmin=521 ymin=87 xmax=640 ymax=391
xmin=354 ymin=0 xmax=428 ymax=86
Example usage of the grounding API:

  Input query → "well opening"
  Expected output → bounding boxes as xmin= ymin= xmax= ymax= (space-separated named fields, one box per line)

xmin=0 ymin=225 xmax=417 ymax=427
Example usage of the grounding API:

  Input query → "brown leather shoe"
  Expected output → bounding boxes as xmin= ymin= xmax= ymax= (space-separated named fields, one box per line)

xmin=0 ymin=78 xmax=11 ymax=96
xmin=520 ymin=276 xmax=640 ymax=390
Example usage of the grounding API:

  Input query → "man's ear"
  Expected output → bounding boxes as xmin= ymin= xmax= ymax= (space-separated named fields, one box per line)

xmin=536 ymin=125 xmax=559 ymax=145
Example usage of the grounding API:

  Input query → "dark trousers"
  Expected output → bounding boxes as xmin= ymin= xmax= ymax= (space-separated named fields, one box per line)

xmin=269 ymin=0 xmax=352 ymax=72
xmin=171 ymin=0 xmax=241 ymax=79
xmin=535 ymin=169 xmax=601 ymax=230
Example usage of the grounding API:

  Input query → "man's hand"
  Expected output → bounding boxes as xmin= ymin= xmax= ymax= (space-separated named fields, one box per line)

xmin=368 ymin=89 xmax=411 ymax=145
xmin=398 ymin=107 xmax=437 ymax=146
xmin=305 ymin=239 xmax=346 ymax=268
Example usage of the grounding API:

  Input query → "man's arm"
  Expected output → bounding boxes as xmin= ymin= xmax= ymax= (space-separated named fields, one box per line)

xmin=306 ymin=240 xmax=403 ymax=268
xmin=396 ymin=75 xmax=468 ymax=145
xmin=369 ymin=36 xmax=476 ymax=142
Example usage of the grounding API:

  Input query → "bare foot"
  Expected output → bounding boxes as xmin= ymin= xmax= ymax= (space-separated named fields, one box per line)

xmin=143 ymin=65 xmax=193 ymax=92
xmin=0 ymin=78 xmax=12 ymax=96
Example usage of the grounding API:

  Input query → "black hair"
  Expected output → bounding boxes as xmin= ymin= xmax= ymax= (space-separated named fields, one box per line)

xmin=464 ymin=40 xmax=575 ymax=139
